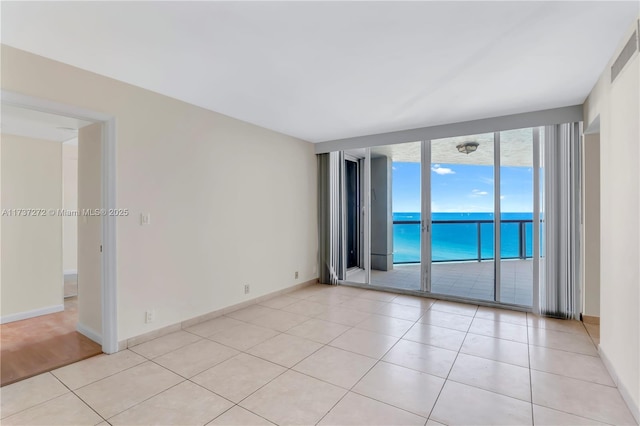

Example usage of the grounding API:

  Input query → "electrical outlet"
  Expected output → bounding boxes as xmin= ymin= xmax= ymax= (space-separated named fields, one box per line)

xmin=295 ymin=271 xmax=299 ymax=279
xmin=145 ymin=310 xmax=155 ymax=323
xmin=244 ymin=284 xmax=250 ymax=294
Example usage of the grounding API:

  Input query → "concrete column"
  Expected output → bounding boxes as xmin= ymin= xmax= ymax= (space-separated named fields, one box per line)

xmin=370 ymin=156 xmax=393 ymax=271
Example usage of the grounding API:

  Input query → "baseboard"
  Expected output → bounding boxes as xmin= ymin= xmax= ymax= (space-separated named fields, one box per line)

xmin=582 ymin=314 xmax=600 ymax=325
xmin=599 ymin=345 xmax=640 ymax=424
xmin=0 ymin=304 xmax=64 ymax=324
xmin=120 ymin=278 xmax=319 ymax=349
xmin=77 ymin=322 xmax=102 ymax=345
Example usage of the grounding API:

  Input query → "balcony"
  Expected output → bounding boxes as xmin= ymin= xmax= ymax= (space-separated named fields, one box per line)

xmin=368 ymin=218 xmax=535 ymax=306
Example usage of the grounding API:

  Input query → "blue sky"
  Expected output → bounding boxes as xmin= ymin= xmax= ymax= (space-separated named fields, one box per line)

xmin=392 ymin=162 xmax=533 ymax=213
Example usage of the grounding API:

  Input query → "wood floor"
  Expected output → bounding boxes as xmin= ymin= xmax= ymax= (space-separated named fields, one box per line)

xmin=0 ymin=296 xmax=103 ymax=387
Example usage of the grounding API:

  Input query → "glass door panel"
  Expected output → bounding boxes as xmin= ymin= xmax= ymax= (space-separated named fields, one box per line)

xmin=429 ymin=133 xmax=495 ymax=301
xmin=499 ymin=129 xmax=534 ymax=306
xmin=369 ymin=141 xmax=422 ymax=291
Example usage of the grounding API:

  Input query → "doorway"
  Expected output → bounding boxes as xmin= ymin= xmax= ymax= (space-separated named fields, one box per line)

xmin=0 ymin=92 xmax=117 ymax=385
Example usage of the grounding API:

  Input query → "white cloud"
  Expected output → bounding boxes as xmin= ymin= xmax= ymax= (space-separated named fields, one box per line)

xmin=471 ymin=189 xmax=489 ymax=196
xmin=500 ymin=195 xmax=506 ymax=200
xmin=431 ymin=165 xmax=455 ymax=175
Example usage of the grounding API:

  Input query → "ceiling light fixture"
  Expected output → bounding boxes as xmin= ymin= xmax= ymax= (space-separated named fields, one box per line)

xmin=456 ymin=141 xmax=479 ymax=154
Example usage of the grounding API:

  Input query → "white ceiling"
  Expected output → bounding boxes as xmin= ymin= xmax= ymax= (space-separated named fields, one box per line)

xmin=1 ymin=1 xmax=637 ymax=143
xmin=1 ymin=104 xmax=92 ymax=142
xmin=361 ymin=127 xmax=533 ymax=166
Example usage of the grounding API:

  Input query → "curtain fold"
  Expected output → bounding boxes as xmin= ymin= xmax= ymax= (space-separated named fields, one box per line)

xmin=318 ymin=152 xmax=344 ymax=284
xmin=539 ymin=122 xmax=582 ymax=319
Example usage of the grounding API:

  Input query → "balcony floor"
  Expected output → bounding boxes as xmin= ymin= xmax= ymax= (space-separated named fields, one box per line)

xmin=362 ymin=259 xmax=533 ymax=306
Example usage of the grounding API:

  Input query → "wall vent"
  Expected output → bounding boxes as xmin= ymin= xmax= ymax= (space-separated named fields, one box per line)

xmin=611 ymin=20 xmax=639 ymax=83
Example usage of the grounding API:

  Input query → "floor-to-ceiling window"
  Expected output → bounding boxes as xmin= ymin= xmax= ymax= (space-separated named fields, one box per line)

xmin=336 ymin=128 xmax=543 ymax=309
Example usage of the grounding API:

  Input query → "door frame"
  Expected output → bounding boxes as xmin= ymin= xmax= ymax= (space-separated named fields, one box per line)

xmin=2 ymin=90 xmax=118 ymax=354
xmin=341 ymin=150 xmax=371 ymax=283
xmin=344 ymin=154 xmax=361 ymax=270
xmin=421 ymin=140 xmax=430 ymax=293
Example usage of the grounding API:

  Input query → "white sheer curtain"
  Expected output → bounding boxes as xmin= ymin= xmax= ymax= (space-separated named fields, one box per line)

xmin=318 ymin=152 xmax=344 ymax=284
xmin=538 ymin=122 xmax=582 ymax=319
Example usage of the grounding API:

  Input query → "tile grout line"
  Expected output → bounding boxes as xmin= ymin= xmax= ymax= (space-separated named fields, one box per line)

xmin=140 ymin=300 xmax=617 ymax=425
xmin=230 ymin=303 xmax=407 ymax=422
xmin=211 ymin=313 xmax=360 ymax=425
xmin=100 ymin=376 xmax=191 ymax=422
xmin=184 ymin=378 xmax=276 ymax=425
xmin=4 ymin=286 xmax=620 ymax=425
xmin=51 ymin=371 xmax=109 ymax=425
xmin=315 ymin=301 xmax=433 ymax=425
xmin=424 ymin=304 xmax=478 ymax=423
xmin=526 ymin=313 xmax=535 ymax=425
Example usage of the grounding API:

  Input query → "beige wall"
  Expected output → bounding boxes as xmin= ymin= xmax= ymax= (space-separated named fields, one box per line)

xmin=63 ymin=142 xmax=78 ymax=273
xmin=584 ymin=17 xmax=639 ymax=421
xmin=0 ymin=134 xmax=63 ymax=320
xmin=582 ymin=133 xmax=600 ymax=317
xmin=0 ymin=45 xmax=318 ymax=340
xmin=78 ymin=124 xmax=102 ymax=339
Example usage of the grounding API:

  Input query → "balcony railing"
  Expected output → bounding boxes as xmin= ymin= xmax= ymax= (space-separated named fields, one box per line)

xmin=392 ymin=219 xmax=535 ymax=264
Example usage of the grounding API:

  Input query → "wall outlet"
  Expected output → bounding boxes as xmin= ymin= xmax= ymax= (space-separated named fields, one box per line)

xmin=244 ymin=284 xmax=250 ymax=294
xmin=145 ymin=310 xmax=155 ymax=323
xmin=295 ymin=271 xmax=299 ymax=279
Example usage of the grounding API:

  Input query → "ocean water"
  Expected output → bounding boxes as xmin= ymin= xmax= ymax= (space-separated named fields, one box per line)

xmin=393 ymin=212 xmax=534 ymax=263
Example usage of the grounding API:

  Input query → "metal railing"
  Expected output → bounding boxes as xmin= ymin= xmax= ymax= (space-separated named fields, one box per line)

xmin=393 ymin=219 xmax=534 ymax=264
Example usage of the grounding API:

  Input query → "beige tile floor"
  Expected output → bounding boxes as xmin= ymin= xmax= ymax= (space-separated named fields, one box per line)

xmin=1 ymin=284 xmax=636 ymax=426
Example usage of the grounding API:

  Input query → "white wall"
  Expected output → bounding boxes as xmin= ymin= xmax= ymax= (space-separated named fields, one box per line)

xmin=584 ymin=18 xmax=639 ymax=421
xmin=0 ymin=45 xmax=318 ymax=341
xmin=0 ymin=134 xmax=63 ymax=321
xmin=62 ymin=142 xmax=78 ymax=273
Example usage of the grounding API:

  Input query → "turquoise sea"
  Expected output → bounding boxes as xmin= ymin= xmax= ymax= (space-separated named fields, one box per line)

xmin=393 ymin=212 xmax=534 ymax=263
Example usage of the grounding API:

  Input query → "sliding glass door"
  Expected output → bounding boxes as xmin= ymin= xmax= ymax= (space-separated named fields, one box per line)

xmin=337 ymin=128 xmax=541 ymax=308
xmin=428 ymin=133 xmax=496 ymax=301
xmin=368 ymin=142 xmax=422 ymax=291
xmin=424 ymin=129 xmax=539 ymax=306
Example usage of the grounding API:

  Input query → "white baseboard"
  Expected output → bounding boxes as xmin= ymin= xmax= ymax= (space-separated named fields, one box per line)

xmin=77 ymin=322 xmax=102 ymax=346
xmin=599 ymin=345 xmax=640 ymax=424
xmin=122 ymin=278 xmax=319 ymax=349
xmin=0 ymin=304 xmax=64 ymax=324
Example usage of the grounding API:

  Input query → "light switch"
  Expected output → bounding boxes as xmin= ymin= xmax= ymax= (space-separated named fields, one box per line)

xmin=140 ymin=213 xmax=151 ymax=225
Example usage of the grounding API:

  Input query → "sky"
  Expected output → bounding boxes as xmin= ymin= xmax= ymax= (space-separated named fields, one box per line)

xmin=392 ymin=162 xmax=534 ymax=213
